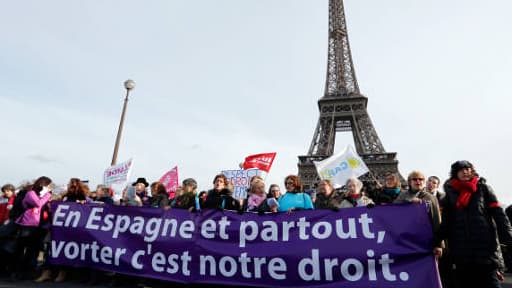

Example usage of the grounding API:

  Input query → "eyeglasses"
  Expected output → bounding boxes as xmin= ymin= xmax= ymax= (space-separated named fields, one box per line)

xmin=285 ymin=182 xmax=295 ymax=185
xmin=271 ymin=189 xmax=280 ymax=192
xmin=411 ymin=178 xmax=425 ymax=182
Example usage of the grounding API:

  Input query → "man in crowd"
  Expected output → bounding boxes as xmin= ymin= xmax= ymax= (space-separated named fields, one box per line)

xmin=426 ymin=175 xmax=445 ymax=202
xmin=394 ymin=171 xmax=443 ymax=258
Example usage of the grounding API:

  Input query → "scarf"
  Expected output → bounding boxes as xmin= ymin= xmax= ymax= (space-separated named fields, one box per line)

xmin=248 ymin=193 xmax=266 ymax=210
xmin=346 ymin=195 xmax=359 ymax=207
xmin=383 ymin=187 xmax=401 ymax=196
xmin=450 ymin=177 xmax=479 ymax=209
xmin=349 ymin=192 xmax=360 ymax=199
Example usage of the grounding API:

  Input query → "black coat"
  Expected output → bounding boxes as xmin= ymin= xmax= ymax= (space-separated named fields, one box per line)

xmin=150 ymin=194 xmax=169 ymax=209
xmin=9 ymin=189 xmax=28 ymax=221
xmin=97 ymin=196 xmax=113 ymax=205
xmin=202 ymin=188 xmax=240 ymax=211
xmin=438 ymin=178 xmax=512 ymax=267
xmin=173 ymin=192 xmax=196 ymax=210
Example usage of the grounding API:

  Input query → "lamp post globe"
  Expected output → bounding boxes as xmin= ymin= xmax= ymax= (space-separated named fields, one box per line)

xmin=124 ymin=79 xmax=135 ymax=90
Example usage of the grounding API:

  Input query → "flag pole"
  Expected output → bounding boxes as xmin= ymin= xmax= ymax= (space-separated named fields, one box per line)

xmin=367 ymin=169 xmax=380 ymax=183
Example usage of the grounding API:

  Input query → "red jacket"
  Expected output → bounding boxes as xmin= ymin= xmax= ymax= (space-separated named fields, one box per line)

xmin=0 ymin=196 xmax=15 ymax=223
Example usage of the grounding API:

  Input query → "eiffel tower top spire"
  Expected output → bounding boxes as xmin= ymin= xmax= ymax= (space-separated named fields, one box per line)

xmin=324 ymin=0 xmax=360 ymax=98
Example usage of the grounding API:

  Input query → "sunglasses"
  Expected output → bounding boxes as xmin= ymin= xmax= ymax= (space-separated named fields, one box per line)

xmin=411 ymin=178 xmax=425 ymax=182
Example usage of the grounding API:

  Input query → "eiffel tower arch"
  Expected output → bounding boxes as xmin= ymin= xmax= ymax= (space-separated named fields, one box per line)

xmin=298 ymin=0 xmax=405 ymax=190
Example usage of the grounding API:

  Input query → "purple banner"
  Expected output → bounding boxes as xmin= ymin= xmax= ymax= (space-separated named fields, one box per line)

xmin=49 ymin=202 xmax=440 ymax=287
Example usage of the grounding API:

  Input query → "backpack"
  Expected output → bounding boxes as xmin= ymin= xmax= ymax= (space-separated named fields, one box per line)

xmin=8 ymin=189 xmax=27 ymax=221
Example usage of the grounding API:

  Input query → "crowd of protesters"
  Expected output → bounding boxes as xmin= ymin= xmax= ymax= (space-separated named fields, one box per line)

xmin=1 ymin=160 xmax=512 ymax=287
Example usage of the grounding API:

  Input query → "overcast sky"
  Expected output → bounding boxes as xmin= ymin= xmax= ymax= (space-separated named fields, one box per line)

xmin=1 ymin=0 xmax=511 ymax=204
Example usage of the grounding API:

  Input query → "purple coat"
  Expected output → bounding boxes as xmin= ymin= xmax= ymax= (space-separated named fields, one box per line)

xmin=15 ymin=190 xmax=51 ymax=227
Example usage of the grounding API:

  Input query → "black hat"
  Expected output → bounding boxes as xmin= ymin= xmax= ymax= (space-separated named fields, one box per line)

xmin=132 ymin=177 xmax=149 ymax=187
xmin=450 ymin=160 xmax=475 ymax=179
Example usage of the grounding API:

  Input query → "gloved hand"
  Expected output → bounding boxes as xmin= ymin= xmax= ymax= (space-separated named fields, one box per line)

xmin=39 ymin=187 xmax=50 ymax=197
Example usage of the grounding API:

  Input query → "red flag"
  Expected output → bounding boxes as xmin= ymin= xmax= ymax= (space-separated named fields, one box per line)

xmin=242 ymin=152 xmax=276 ymax=172
xmin=159 ymin=166 xmax=179 ymax=199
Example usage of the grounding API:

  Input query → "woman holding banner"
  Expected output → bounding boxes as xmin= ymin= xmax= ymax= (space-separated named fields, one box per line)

xmin=173 ymin=178 xmax=199 ymax=211
xmin=339 ymin=177 xmax=374 ymax=208
xmin=267 ymin=184 xmax=282 ymax=200
xmin=60 ymin=178 xmax=90 ymax=203
xmin=314 ymin=179 xmax=344 ymax=210
xmin=437 ymin=161 xmax=512 ymax=288
xmin=265 ymin=184 xmax=281 ymax=213
xmin=278 ymin=175 xmax=314 ymax=213
xmin=132 ymin=177 xmax=151 ymax=207
xmin=36 ymin=178 xmax=91 ymax=283
xmin=243 ymin=178 xmax=270 ymax=213
xmin=203 ymin=174 xmax=239 ymax=211
xmin=371 ymin=172 xmax=402 ymax=205
xmin=149 ymin=182 xmax=170 ymax=209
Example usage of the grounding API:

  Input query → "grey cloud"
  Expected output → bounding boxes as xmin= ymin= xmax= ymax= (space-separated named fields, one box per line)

xmin=28 ymin=154 xmax=59 ymax=164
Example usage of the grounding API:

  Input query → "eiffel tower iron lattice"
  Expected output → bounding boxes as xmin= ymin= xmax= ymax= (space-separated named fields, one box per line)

xmin=298 ymin=0 xmax=404 ymax=190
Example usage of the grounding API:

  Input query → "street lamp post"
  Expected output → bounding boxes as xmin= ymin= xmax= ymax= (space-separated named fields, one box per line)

xmin=111 ymin=79 xmax=135 ymax=166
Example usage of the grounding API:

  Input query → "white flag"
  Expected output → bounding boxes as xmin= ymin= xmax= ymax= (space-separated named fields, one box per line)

xmin=313 ymin=145 xmax=369 ymax=188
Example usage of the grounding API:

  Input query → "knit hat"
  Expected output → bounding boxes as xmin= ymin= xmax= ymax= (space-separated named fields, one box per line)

xmin=182 ymin=178 xmax=198 ymax=189
xmin=450 ymin=160 xmax=475 ymax=179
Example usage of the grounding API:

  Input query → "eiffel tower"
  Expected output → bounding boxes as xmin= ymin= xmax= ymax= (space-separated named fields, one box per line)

xmin=298 ymin=0 xmax=404 ymax=190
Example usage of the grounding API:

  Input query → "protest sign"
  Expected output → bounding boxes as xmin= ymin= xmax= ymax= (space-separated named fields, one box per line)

xmin=103 ymin=158 xmax=134 ymax=201
xmin=314 ymin=145 xmax=369 ymax=188
xmin=222 ymin=169 xmax=261 ymax=200
xmin=50 ymin=203 xmax=440 ymax=287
